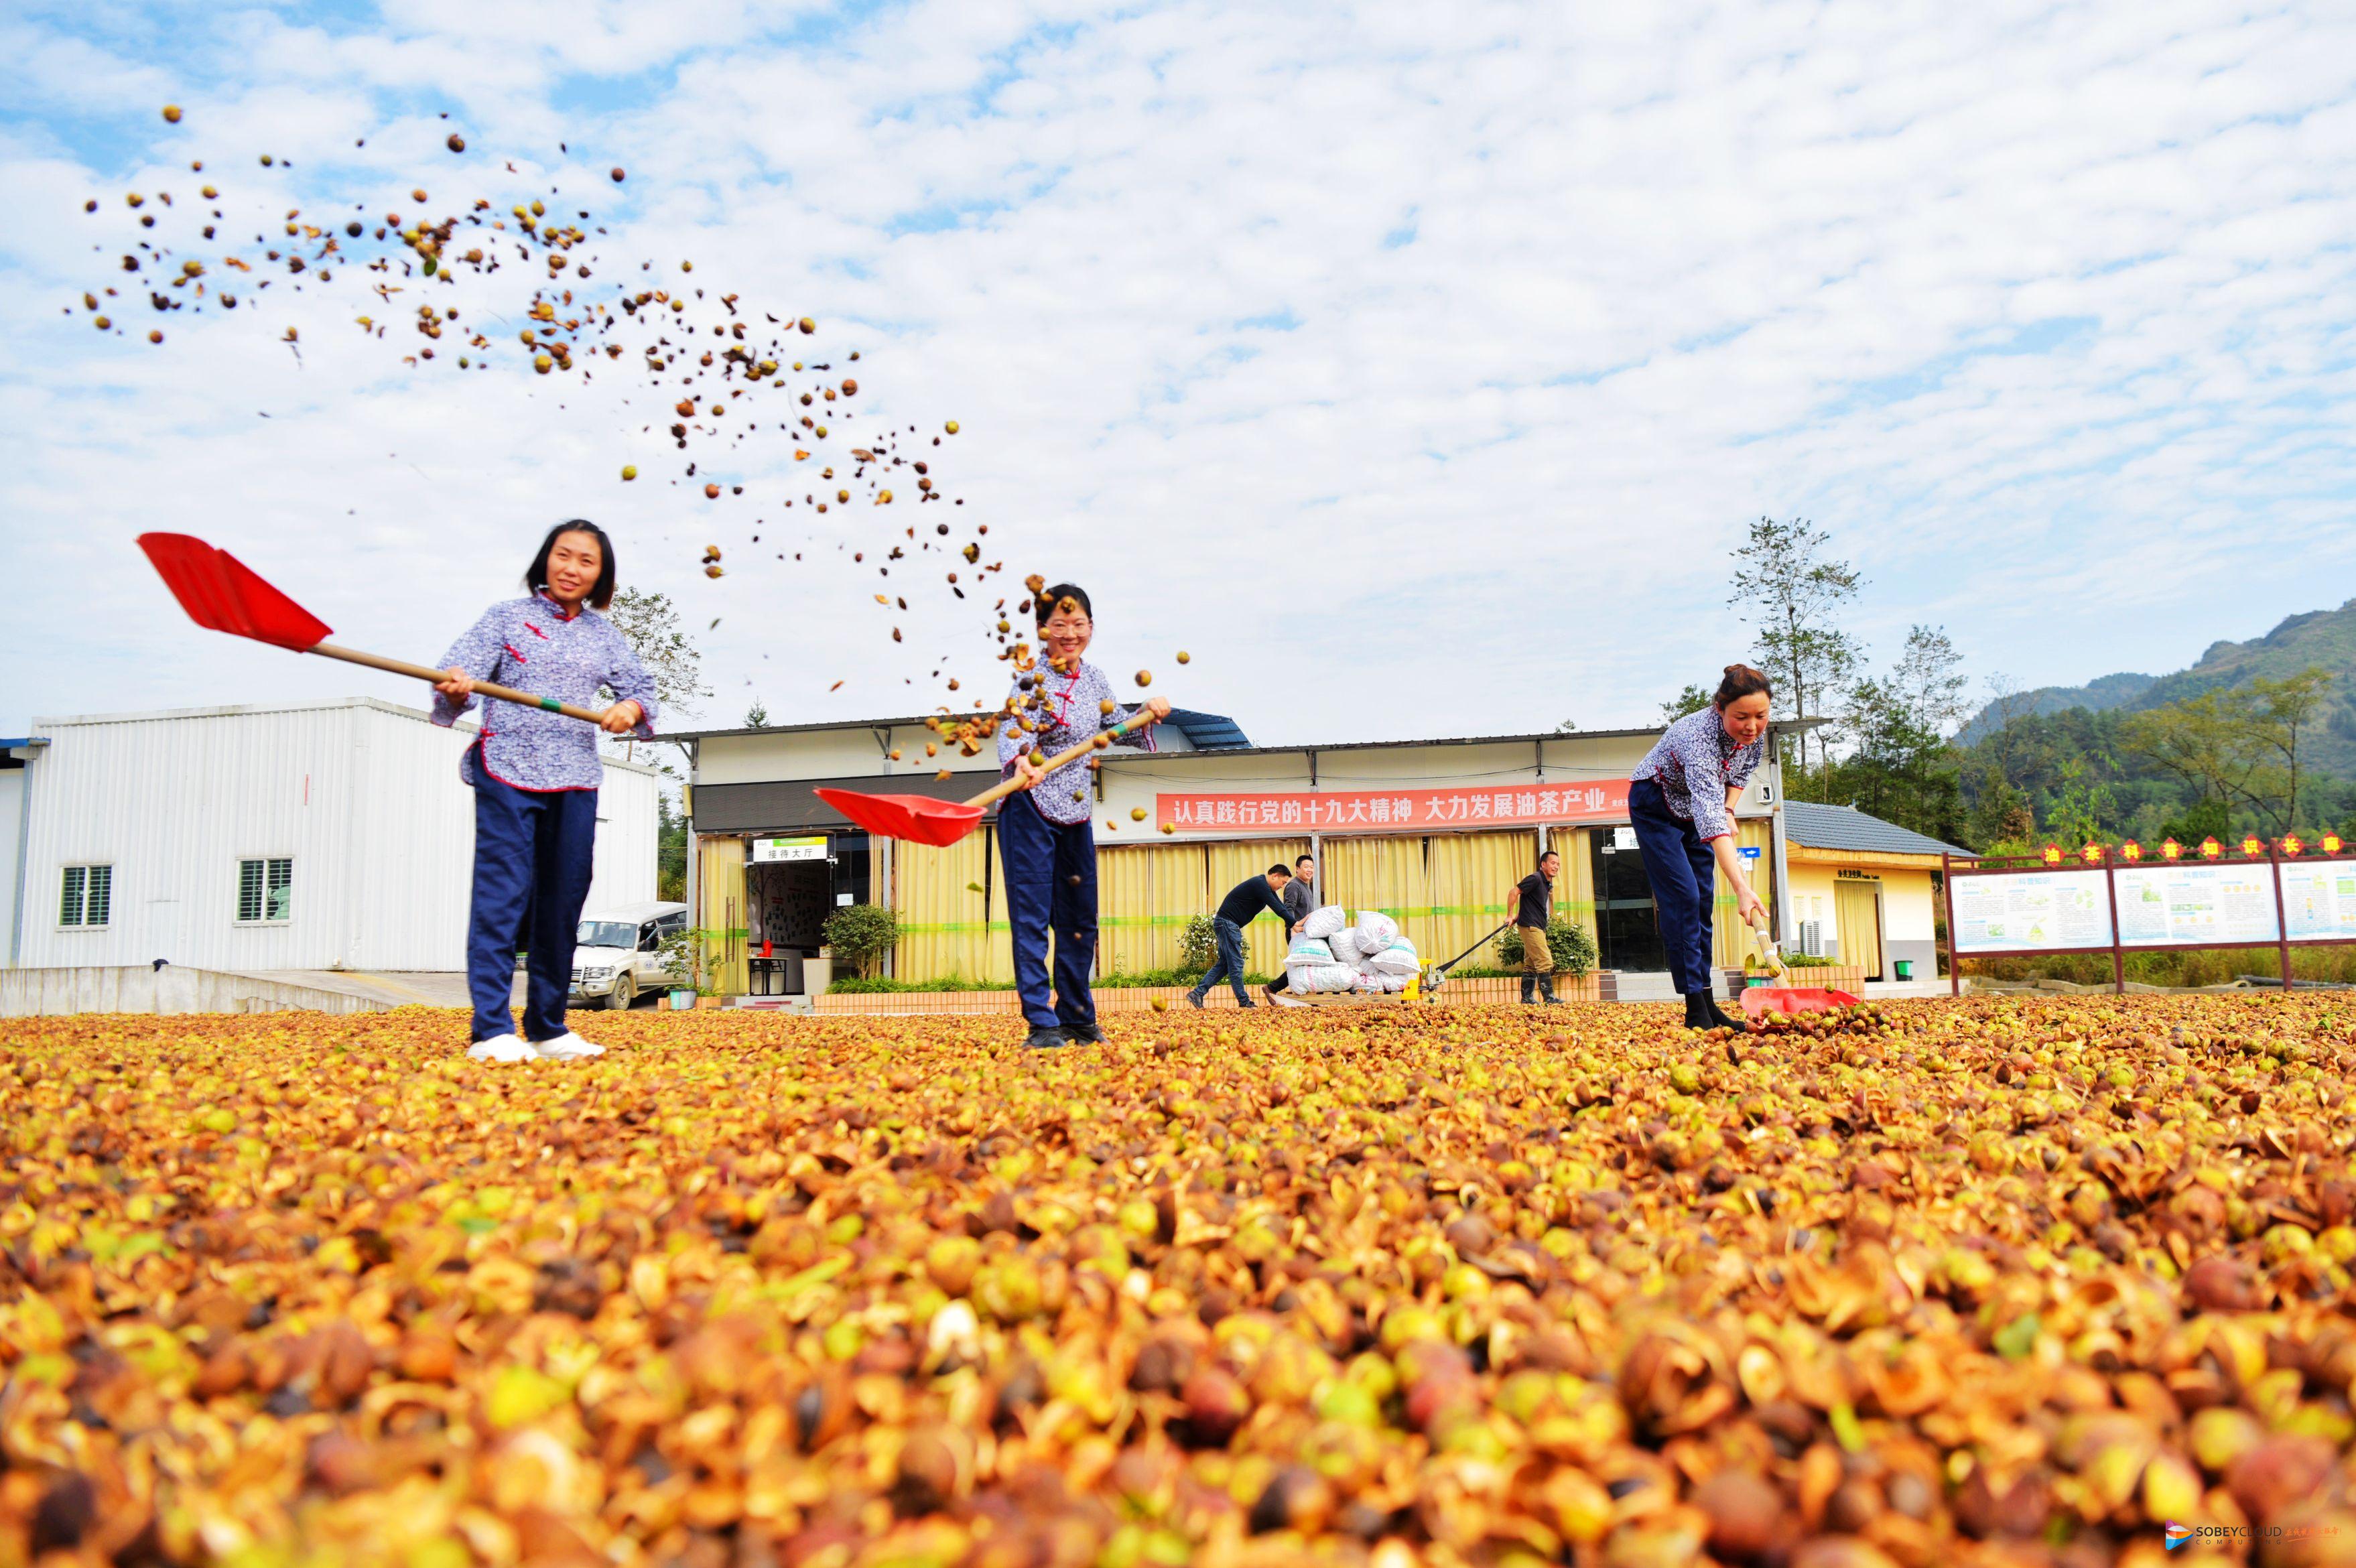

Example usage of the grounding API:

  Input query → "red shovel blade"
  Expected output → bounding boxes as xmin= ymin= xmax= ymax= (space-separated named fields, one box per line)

xmin=815 ymin=787 xmax=987 ymax=848
xmin=138 ymin=533 xmax=331 ymax=652
xmin=1741 ymin=986 xmax=1862 ymax=1018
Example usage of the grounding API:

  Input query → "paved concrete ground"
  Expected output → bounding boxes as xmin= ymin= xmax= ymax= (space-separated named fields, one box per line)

xmin=235 ymin=971 xmax=515 ymax=1008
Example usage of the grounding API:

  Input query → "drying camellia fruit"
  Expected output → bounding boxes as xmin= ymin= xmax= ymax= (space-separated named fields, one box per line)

xmin=70 ymin=101 xmax=1023 ymax=716
xmin=1 ymin=994 xmax=2353 ymax=1566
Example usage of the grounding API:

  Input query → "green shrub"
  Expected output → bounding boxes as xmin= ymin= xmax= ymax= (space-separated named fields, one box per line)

xmin=827 ymin=974 xmax=1015 ymax=994
xmin=1493 ymin=917 xmax=1597 ymax=977
xmin=822 ymin=904 xmax=902 ymax=977
xmin=1179 ymin=914 xmax=1218 ymax=972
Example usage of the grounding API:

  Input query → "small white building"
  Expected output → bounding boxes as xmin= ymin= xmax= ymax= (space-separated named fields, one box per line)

xmin=5 ymin=699 xmax=659 ymax=974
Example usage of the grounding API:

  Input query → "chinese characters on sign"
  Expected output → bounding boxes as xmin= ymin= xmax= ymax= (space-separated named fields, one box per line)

xmin=1153 ymin=781 xmax=1632 ymax=834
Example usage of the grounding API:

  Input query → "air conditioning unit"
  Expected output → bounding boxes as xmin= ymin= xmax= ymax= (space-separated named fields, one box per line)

xmin=1797 ymin=921 xmax=1824 ymax=958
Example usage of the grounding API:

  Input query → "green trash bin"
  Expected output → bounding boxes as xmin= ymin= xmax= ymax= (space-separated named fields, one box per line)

xmin=1894 ymin=959 xmax=1913 ymax=981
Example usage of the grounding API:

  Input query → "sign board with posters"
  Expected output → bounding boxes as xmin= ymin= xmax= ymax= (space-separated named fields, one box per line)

xmin=1154 ymin=781 xmax=1631 ymax=835
xmin=1943 ymin=841 xmax=2356 ymax=995
xmin=2113 ymin=862 xmax=2281 ymax=948
xmin=2280 ymin=858 xmax=2356 ymax=941
xmin=1949 ymin=869 xmax=2114 ymax=954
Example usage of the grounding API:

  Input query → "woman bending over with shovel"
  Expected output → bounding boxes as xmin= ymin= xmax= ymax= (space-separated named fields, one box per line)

xmin=432 ymin=521 xmax=659 ymax=1062
xmin=996 ymin=584 xmax=1170 ymax=1050
xmin=1629 ymin=663 xmax=1772 ymax=1032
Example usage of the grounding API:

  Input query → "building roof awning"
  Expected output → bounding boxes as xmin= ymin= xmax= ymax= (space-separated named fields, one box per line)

xmin=1784 ymin=801 xmax=1975 ymax=859
xmin=669 ymin=710 xmax=1253 ymax=750
xmin=693 ymin=773 xmax=1000 ymax=836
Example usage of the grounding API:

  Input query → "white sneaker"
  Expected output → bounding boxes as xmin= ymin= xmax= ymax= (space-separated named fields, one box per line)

xmin=533 ymin=1032 xmax=605 ymax=1061
xmin=467 ymin=1033 xmax=533 ymax=1063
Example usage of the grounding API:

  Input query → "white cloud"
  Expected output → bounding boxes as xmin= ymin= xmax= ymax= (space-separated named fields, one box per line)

xmin=3 ymin=0 xmax=2353 ymax=749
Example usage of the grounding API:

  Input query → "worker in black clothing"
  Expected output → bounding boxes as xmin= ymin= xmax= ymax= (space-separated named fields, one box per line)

xmin=1189 ymin=864 xmax=1303 ymax=1008
xmin=1509 ymin=849 xmax=1564 ymax=1005
xmin=1264 ymin=853 xmax=1319 ymax=1000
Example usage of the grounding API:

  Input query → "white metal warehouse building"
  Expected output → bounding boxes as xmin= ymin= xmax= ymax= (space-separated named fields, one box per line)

xmin=5 ymin=698 xmax=659 ymax=974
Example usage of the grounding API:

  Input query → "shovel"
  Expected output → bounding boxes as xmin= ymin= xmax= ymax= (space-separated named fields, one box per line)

xmin=1736 ymin=909 xmax=1860 ymax=1018
xmin=137 ymin=533 xmax=614 ymax=724
xmin=816 ymin=711 xmax=1155 ymax=848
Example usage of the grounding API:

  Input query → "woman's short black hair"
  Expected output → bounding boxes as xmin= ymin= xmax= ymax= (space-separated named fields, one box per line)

xmin=1035 ymin=583 xmax=1092 ymax=627
xmin=525 ymin=519 xmax=618 ymax=610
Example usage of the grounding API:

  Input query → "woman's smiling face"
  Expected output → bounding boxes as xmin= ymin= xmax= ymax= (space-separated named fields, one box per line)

xmin=1040 ymin=597 xmax=1093 ymax=666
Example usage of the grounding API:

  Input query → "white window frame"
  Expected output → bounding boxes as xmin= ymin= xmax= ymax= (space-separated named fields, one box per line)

xmin=235 ymin=856 xmax=296 ymax=925
xmin=58 ymin=863 xmax=113 ymax=930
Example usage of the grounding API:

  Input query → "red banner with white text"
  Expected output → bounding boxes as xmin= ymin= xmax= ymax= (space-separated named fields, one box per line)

xmin=1153 ymin=781 xmax=1630 ymax=834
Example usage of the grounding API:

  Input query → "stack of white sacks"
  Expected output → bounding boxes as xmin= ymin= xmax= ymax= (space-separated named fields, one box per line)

xmin=1285 ymin=906 xmax=1421 ymax=994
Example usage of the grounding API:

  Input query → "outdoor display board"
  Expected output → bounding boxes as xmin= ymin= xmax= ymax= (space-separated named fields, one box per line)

xmin=1943 ymin=843 xmax=2356 ymax=994
xmin=1949 ymin=869 xmax=2113 ymax=954
xmin=2280 ymin=858 xmax=2356 ymax=941
xmin=2114 ymin=862 xmax=2280 ymax=948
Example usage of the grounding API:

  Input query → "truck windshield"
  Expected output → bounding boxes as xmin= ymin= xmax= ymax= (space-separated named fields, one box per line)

xmin=577 ymin=921 xmax=638 ymax=950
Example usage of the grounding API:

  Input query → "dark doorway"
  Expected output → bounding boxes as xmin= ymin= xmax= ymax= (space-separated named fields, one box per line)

xmin=1591 ymin=828 xmax=1666 ymax=972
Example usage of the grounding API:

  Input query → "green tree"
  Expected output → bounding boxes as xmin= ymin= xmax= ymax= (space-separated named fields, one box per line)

xmin=605 ymin=588 xmax=713 ymax=726
xmin=1727 ymin=517 xmax=1863 ymax=777
xmin=744 ymin=700 xmax=769 ymax=728
xmin=657 ymin=791 xmax=688 ymax=902
xmin=822 ymin=904 xmax=902 ymax=977
xmin=2121 ymin=690 xmax=2265 ymax=838
xmin=2246 ymin=668 xmax=2333 ymax=832
xmin=1659 ymin=683 xmax=1713 ymax=724
xmin=1891 ymin=625 xmax=1969 ymax=736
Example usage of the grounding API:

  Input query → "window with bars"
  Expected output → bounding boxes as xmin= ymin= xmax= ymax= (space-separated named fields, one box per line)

xmin=59 ymin=864 xmax=113 ymax=928
xmin=237 ymin=858 xmax=293 ymax=923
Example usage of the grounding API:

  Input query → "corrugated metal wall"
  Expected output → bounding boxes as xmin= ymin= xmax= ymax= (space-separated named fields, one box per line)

xmin=14 ymin=702 xmax=659 ymax=974
xmin=1323 ymin=830 xmax=1537 ymax=972
xmin=1707 ymin=818 xmax=1776 ymax=970
xmin=893 ymin=833 xmax=996 ymax=982
xmin=1555 ymin=827 xmax=1598 ymax=940
xmin=696 ymin=834 xmax=748 ymax=994
xmin=1098 ymin=844 xmax=1205 ymax=977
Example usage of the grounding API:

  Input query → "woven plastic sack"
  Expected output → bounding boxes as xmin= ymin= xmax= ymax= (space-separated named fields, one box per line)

xmin=1354 ymin=909 xmax=1400 ymax=954
xmin=1301 ymin=905 xmax=1349 ymax=940
xmin=1366 ymin=937 xmax=1420 ymax=976
xmin=1350 ymin=970 xmax=1386 ymax=993
xmin=1327 ymin=935 xmax=1362 ymax=966
xmin=1380 ymin=971 xmax=1410 ymax=992
xmin=1288 ymin=934 xmax=1336 ymax=967
xmin=1297 ymin=963 xmax=1356 ymax=994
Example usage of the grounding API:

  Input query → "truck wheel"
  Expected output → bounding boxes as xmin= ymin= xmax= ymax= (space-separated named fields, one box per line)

xmin=605 ymin=976 xmax=634 ymax=1011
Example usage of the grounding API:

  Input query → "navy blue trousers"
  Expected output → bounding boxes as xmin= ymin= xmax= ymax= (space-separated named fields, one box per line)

xmin=1191 ymin=916 xmax=1252 ymax=1005
xmin=468 ymin=771 xmax=599 ymax=1042
xmin=1629 ymin=777 xmax=1721 ymax=996
xmin=998 ymin=792 xmax=1098 ymax=1031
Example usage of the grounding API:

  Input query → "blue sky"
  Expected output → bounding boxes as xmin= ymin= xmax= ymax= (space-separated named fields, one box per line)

xmin=3 ymin=1 xmax=2353 ymax=742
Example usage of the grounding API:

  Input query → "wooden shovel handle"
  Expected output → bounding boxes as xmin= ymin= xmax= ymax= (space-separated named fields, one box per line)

xmin=962 ymin=711 xmax=1152 ymax=809
xmin=309 ymin=643 xmax=612 ymax=725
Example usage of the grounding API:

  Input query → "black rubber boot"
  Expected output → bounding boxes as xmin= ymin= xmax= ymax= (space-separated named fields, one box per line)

xmin=1539 ymin=976 xmax=1562 ymax=1006
xmin=1683 ymin=992 xmax=1712 ymax=1029
xmin=1022 ymin=1026 xmax=1067 ymax=1050
xmin=1521 ymin=973 xmax=1538 ymax=1004
xmin=1064 ymin=1021 xmax=1106 ymax=1044
xmin=1703 ymin=995 xmax=1743 ymax=1031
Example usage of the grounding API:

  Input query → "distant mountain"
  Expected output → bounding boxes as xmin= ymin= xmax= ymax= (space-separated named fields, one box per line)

xmin=1955 ymin=671 xmax=2158 ymax=742
xmin=1957 ymin=594 xmax=2356 ymax=777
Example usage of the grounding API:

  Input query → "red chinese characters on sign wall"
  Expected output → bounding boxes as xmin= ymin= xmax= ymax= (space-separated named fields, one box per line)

xmin=1154 ymin=781 xmax=1631 ymax=834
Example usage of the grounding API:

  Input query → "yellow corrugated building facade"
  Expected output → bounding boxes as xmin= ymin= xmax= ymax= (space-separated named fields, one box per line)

xmin=670 ymin=712 xmax=1870 ymax=996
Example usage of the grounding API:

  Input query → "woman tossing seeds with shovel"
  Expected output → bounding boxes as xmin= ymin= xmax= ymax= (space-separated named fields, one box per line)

xmin=432 ymin=521 xmax=659 ymax=1063
xmin=996 ymin=584 xmax=1169 ymax=1050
